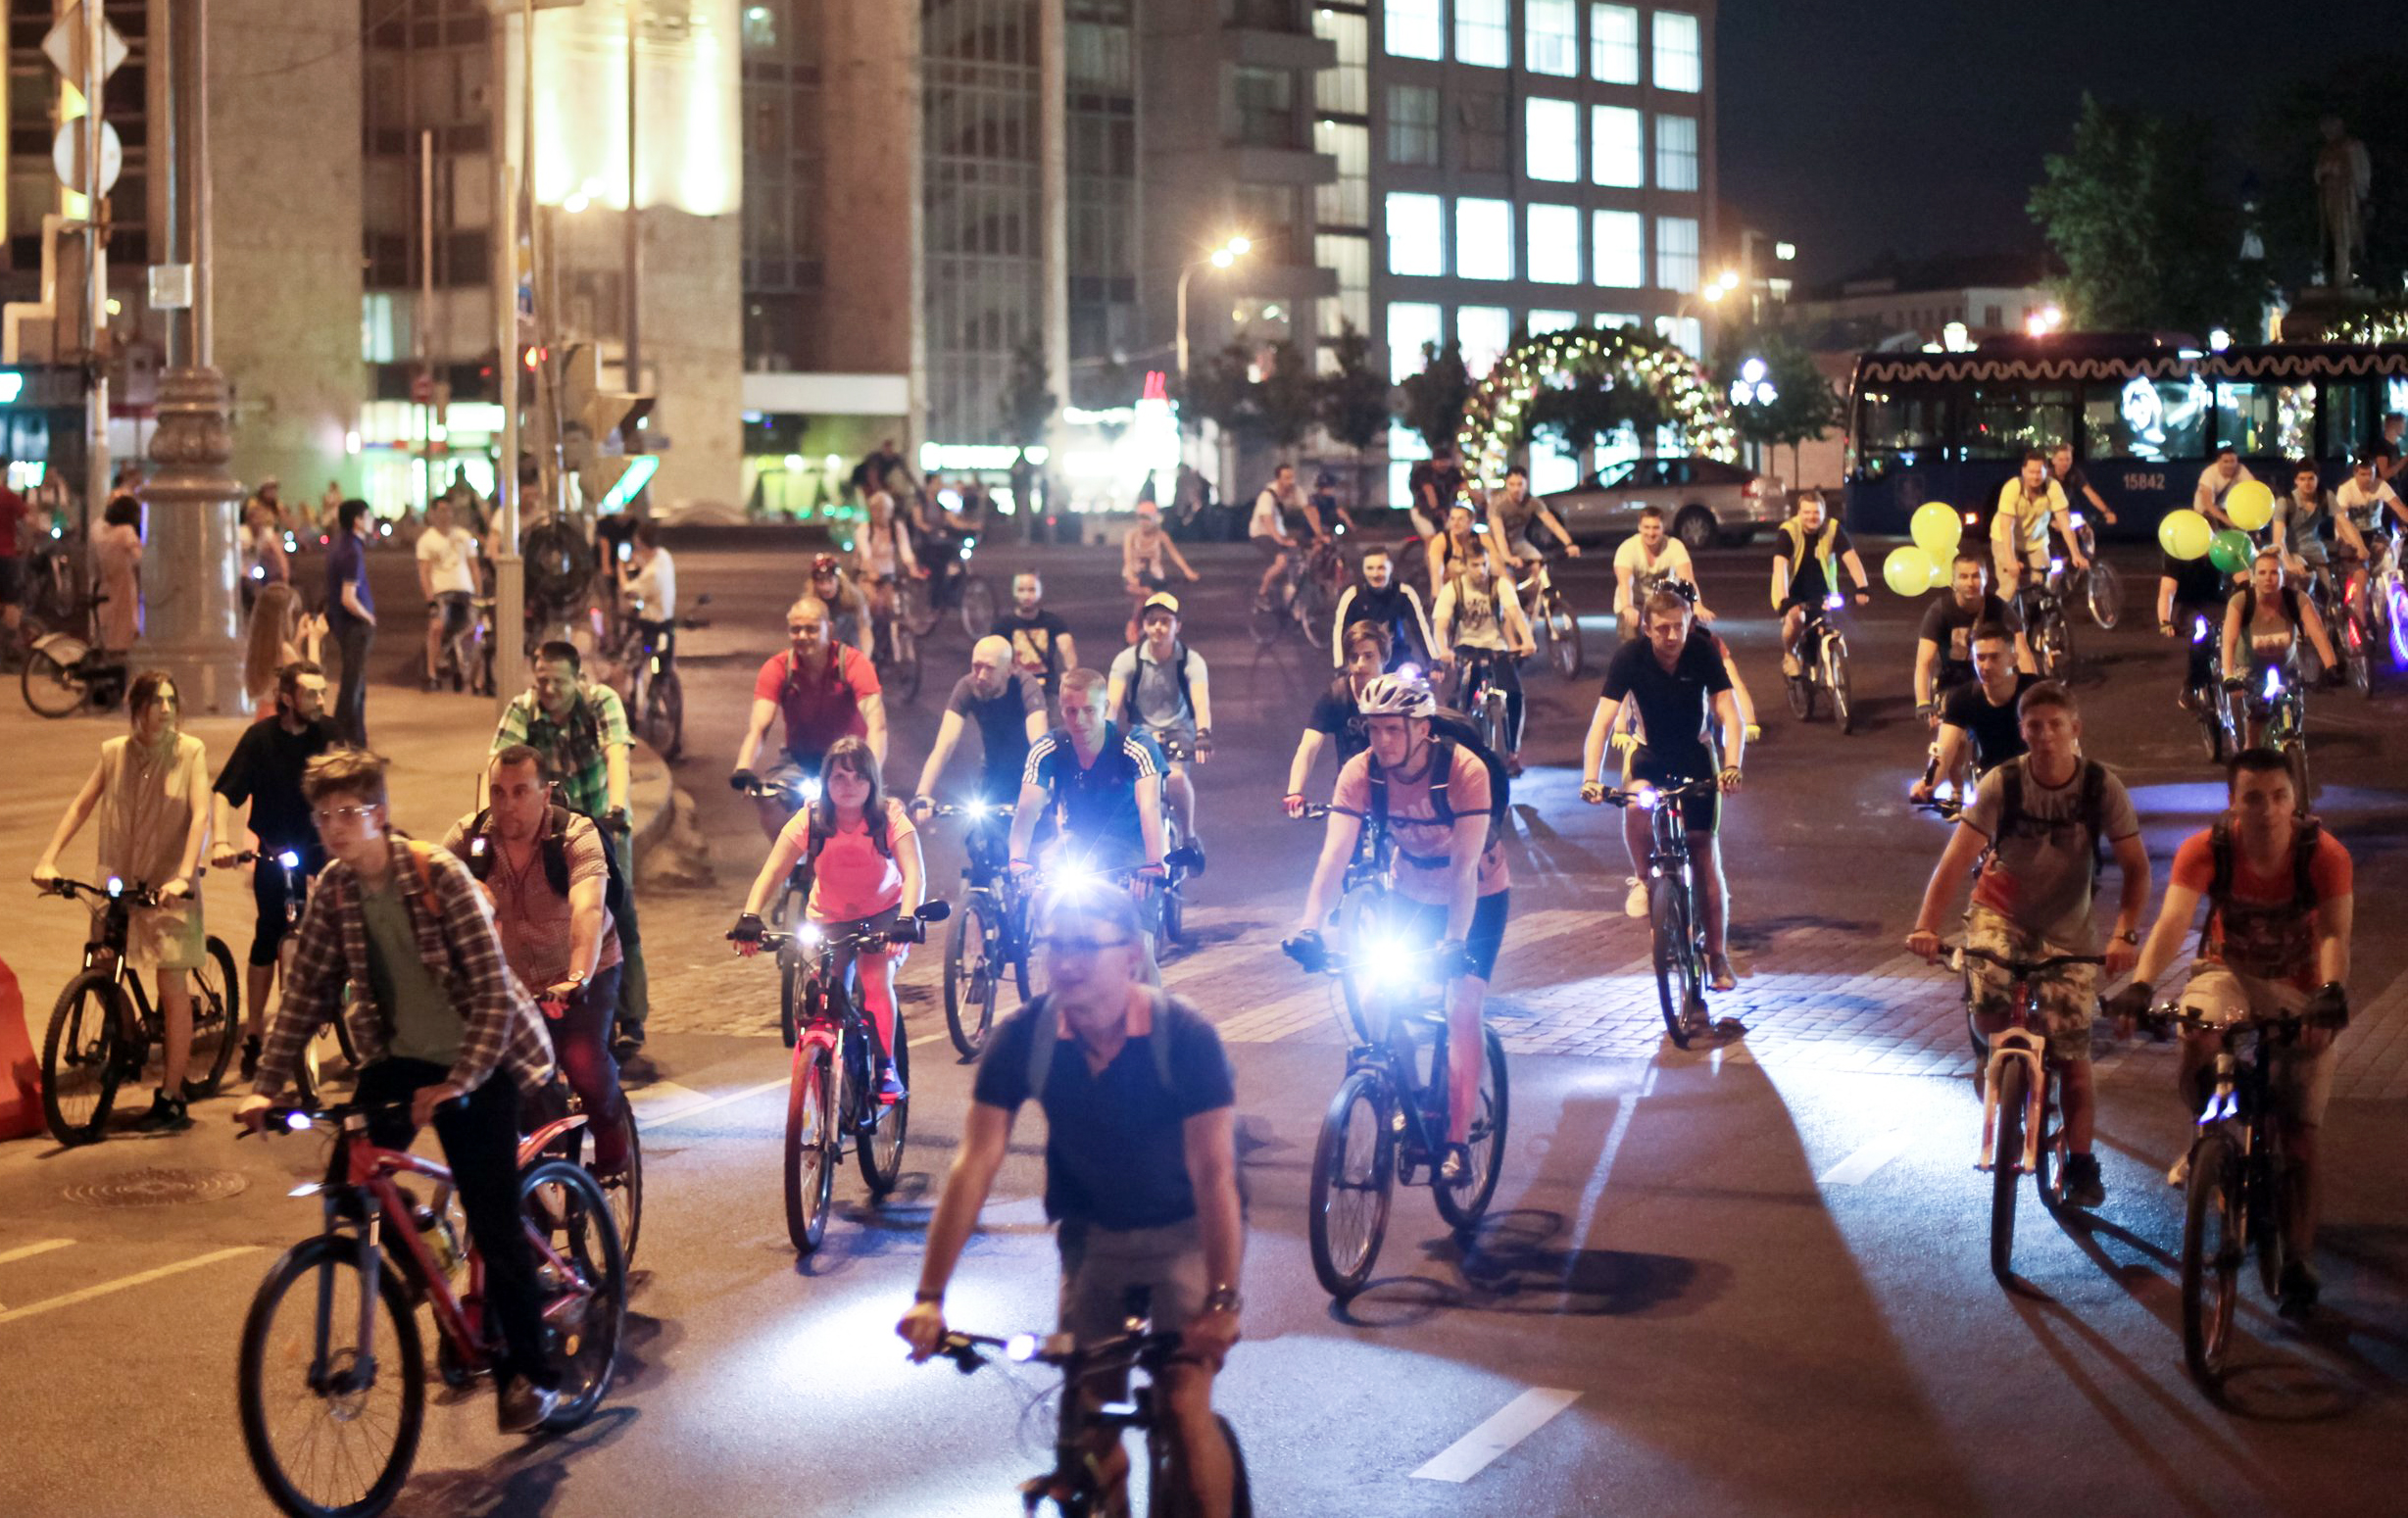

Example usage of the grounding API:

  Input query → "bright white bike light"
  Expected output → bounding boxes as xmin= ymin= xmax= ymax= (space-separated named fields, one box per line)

xmin=1824 ymin=593 xmax=1844 ymax=611
xmin=276 ymin=850 xmax=302 ymax=870
xmin=1632 ymin=786 xmax=1659 ymax=811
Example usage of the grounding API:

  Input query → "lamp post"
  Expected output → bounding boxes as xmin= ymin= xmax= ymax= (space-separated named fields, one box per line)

xmin=1174 ymin=234 xmax=1253 ymax=387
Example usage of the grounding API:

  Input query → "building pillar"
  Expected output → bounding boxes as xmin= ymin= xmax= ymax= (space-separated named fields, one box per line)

xmin=139 ymin=368 xmax=246 ymax=714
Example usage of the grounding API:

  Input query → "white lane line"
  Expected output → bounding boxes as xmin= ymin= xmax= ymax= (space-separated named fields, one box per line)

xmin=625 ymin=1080 xmax=705 ymax=1112
xmin=1817 ymin=1127 xmax=1919 ymax=1187
xmin=642 ymin=1077 xmax=788 ymax=1130
xmin=0 ymin=1239 xmax=74 ymax=1268
xmin=0 ymin=1247 xmax=261 ymax=1327
xmin=909 ymin=1030 xmax=951 ymax=1048
xmin=1410 ymin=1388 xmax=1584 ymax=1483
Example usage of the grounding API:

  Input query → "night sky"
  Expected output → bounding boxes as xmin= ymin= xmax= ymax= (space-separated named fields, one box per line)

xmin=1718 ymin=0 xmax=2404 ymax=286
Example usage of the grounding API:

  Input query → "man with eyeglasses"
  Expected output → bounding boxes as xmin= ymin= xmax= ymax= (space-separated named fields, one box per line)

xmin=900 ymin=885 xmax=1244 ymax=1518
xmin=236 ymin=748 xmax=565 ymax=1436
xmin=732 ymin=594 xmax=888 ymax=842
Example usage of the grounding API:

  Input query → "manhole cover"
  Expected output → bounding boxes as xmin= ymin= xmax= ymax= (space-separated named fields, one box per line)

xmin=62 ymin=1166 xmax=251 ymax=1207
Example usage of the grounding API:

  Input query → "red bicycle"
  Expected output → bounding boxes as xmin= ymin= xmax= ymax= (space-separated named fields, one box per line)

xmin=235 ymin=1098 xmax=626 ymax=1518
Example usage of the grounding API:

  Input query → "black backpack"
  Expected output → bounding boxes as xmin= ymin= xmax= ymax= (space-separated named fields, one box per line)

xmin=464 ymin=802 xmax=630 ymax=923
xmin=1118 ymin=642 xmax=1197 ymax=730
xmin=1367 ymin=708 xmax=1511 ymax=837
xmin=2197 ymin=816 xmax=2323 ymax=954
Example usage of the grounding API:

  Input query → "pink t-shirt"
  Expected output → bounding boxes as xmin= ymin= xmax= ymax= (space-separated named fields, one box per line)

xmin=793 ymin=800 xmax=916 ymax=922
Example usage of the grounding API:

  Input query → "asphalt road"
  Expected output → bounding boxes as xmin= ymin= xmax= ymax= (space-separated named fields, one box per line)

xmin=3 ymin=532 xmax=2405 ymax=1517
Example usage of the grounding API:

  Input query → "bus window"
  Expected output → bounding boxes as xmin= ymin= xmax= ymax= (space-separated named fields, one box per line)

xmin=2323 ymin=379 xmax=2372 ymax=460
xmin=1966 ymin=385 xmax=2073 ymax=459
xmin=2084 ymin=374 xmax=2209 ymax=464
xmin=2213 ymin=381 xmax=2281 ymax=455
xmin=1857 ymin=387 xmax=1949 ymax=459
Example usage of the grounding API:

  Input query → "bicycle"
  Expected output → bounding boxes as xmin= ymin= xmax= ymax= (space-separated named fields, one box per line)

xmin=20 ymin=591 xmax=129 ymax=717
xmin=1948 ymin=944 xmax=2104 ymax=1288
xmin=2053 ymin=516 xmax=2122 ymax=630
xmin=1249 ymin=540 xmax=1334 ymax=649
xmin=2140 ymin=999 xmax=2345 ymax=1395
xmin=931 ymin=802 xmax=1031 ymax=1059
xmin=1150 ymin=734 xmax=1207 ymax=950
xmin=1295 ymin=802 xmax=1396 ymax=921
xmin=742 ymin=902 xmax=948 ymax=1253
xmin=1602 ymin=777 xmax=1722 ymax=1049
xmin=1783 ymin=595 xmax=1855 ymax=733
xmin=616 ymin=593 xmax=713 ymax=762
xmin=235 ymin=1098 xmax=626 ymax=1518
xmin=2019 ymin=575 xmax=2078 ymax=681
xmin=2225 ymin=664 xmax=2310 ymax=808
xmin=2301 ymin=557 xmax=2370 ymax=699
xmin=905 ymin=532 xmax=996 ymax=640
xmin=1510 ymin=548 xmax=1584 ymax=680
xmin=1451 ymin=646 xmax=1519 ymax=760
xmin=870 ymin=579 xmax=924 ymax=702
xmin=230 ymin=850 xmax=358 ymax=1109
xmin=36 ymin=876 xmax=240 ymax=1145
xmin=1282 ymin=929 xmax=1508 ymax=1297
xmin=2173 ymin=612 xmax=2233 ymax=763
xmin=525 ymin=1069 xmax=647 ymax=1270
xmin=422 ymin=592 xmax=495 ymax=699
xmin=934 ymin=1286 xmax=1254 ymax=1517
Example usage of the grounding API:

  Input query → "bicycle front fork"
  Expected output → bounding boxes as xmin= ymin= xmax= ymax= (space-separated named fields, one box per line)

xmin=1977 ymin=1030 xmax=2047 ymax=1173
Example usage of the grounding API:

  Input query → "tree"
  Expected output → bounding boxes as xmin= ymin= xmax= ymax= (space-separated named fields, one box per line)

xmin=1001 ymin=331 xmax=1056 ymax=452
xmin=1715 ymin=327 xmax=1843 ymax=486
xmin=1254 ymin=340 xmax=1320 ymax=452
xmin=1527 ymin=369 xmax=1664 ymax=470
xmin=2028 ymin=95 xmax=2266 ymax=336
xmin=1178 ymin=339 xmax=1262 ymax=443
xmin=1397 ymin=339 xmax=1472 ymax=455
xmin=1317 ymin=320 xmax=1391 ymax=508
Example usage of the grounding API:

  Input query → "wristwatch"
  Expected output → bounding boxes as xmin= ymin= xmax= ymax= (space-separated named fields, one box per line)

xmin=2113 ymin=929 xmax=2139 ymax=946
xmin=1203 ymin=1284 xmax=1242 ymax=1314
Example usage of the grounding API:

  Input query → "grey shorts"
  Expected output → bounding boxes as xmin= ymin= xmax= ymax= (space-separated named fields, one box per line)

xmin=1057 ymin=1216 xmax=1207 ymax=1347
xmin=2179 ymin=966 xmax=2337 ymax=1128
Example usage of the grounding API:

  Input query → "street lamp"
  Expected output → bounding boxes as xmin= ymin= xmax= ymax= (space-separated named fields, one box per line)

xmin=1176 ymin=234 xmax=1254 ymax=385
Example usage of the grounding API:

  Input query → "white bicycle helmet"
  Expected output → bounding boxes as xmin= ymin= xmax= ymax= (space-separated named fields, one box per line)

xmin=1356 ymin=671 xmax=1436 ymax=717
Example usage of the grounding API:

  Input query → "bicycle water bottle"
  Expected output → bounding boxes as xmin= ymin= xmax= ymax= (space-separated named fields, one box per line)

xmin=413 ymin=1201 xmax=464 ymax=1280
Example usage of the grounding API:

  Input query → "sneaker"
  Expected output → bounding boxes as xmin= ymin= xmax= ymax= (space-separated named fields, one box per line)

xmin=240 ymin=1034 xmax=262 ymax=1082
xmin=1437 ymin=1142 xmax=1474 ymax=1184
xmin=2165 ymin=1151 xmax=2190 ymax=1189
xmin=496 ymin=1375 xmax=562 ymax=1435
xmin=610 ymin=1033 xmax=645 ymax=1061
xmin=131 ymin=1090 xmax=193 ymax=1134
xmin=1177 ymin=837 xmax=1206 ymax=877
xmin=2062 ymin=1152 xmax=2105 ymax=1209
xmin=1624 ymin=877 xmax=1649 ymax=918
xmin=2278 ymin=1259 xmax=2320 ymax=1319
xmin=878 ymin=1063 xmax=908 ymax=1105
xmin=179 ymin=1078 xmax=213 ymax=1104
xmin=2177 ymin=687 xmax=2199 ymax=713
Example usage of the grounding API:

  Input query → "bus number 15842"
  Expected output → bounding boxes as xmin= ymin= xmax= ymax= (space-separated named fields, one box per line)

xmin=2121 ymin=471 xmax=2166 ymax=493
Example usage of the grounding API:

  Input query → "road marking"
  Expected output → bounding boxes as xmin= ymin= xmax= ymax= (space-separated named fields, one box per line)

xmin=0 ymin=1239 xmax=74 ymax=1268
xmin=0 ymin=1247 xmax=261 ymax=1327
xmin=909 ymin=1030 xmax=951 ymax=1048
xmin=1817 ymin=1128 xmax=1919 ymax=1186
xmin=1410 ymin=1388 xmax=1583 ymax=1483
xmin=625 ymin=1080 xmax=705 ymax=1112
xmin=642 ymin=1077 xmax=788 ymax=1129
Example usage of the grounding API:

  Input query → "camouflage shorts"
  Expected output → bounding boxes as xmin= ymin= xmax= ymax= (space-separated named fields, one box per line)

xmin=1963 ymin=905 xmax=2098 ymax=1062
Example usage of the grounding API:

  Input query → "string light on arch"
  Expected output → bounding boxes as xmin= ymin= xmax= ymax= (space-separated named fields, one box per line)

xmin=1451 ymin=327 xmax=1738 ymax=490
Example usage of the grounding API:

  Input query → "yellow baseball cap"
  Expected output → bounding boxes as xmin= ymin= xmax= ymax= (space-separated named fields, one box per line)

xmin=1141 ymin=592 xmax=1181 ymax=616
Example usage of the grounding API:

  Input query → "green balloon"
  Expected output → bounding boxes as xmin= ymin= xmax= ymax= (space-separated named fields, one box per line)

xmin=2207 ymin=528 xmax=2254 ymax=575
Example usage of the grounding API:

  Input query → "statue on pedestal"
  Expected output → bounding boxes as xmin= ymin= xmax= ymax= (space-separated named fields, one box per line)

xmin=2315 ymin=114 xmax=2372 ymax=290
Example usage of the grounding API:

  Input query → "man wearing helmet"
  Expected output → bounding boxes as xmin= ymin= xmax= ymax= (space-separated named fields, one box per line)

xmin=1293 ymin=670 xmax=1508 ymax=1183
xmin=809 ymin=552 xmax=875 ymax=658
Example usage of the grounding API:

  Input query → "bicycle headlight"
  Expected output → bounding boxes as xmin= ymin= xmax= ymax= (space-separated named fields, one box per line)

xmin=2048 ymin=558 xmax=2065 ymax=574
xmin=2191 ymin=615 xmax=2211 ymax=645
xmin=1006 ymin=1333 xmax=1040 ymax=1363
xmin=966 ymin=801 xmax=990 ymax=819
xmin=249 ymin=564 xmax=265 ymax=581
xmin=276 ymin=849 xmax=302 ymax=870
xmin=798 ymin=922 xmax=825 ymax=947
xmin=1631 ymin=785 xmax=1659 ymax=811
xmin=105 ymin=876 xmax=123 ymax=897
xmin=2263 ymin=665 xmax=2282 ymax=701
xmin=284 ymin=1110 xmax=314 ymax=1133
xmin=1824 ymin=593 xmax=1844 ymax=611
xmin=792 ymin=777 xmax=822 ymax=805
xmin=2067 ymin=513 xmax=2085 ymax=530
xmin=958 ymin=544 xmax=973 ymax=561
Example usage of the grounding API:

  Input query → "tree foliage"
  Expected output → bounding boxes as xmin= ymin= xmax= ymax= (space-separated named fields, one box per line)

xmin=1254 ymin=340 xmax=1320 ymax=451
xmin=1527 ymin=369 xmax=1663 ymax=464
xmin=1178 ymin=340 xmax=1261 ymax=442
xmin=1397 ymin=340 xmax=1472 ymax=454
xmin=1714 ymin=328 xmax=1841 ymax=453
xmin=2028 ymin=95 xmax=2265 ymax=335
xmin=1315 ymin=320 xmax=1391 ymax=456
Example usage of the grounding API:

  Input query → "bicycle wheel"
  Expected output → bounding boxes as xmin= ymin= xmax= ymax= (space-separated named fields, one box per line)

xmin=1784 ymin=671 xmax=1813 ymax=720
xmin=1299 ymin=580 xmax=1330 ymax=650
xmin=2196 ymin=691 xmax=2226 ymax=763
xmin=2087 ymin=560 xmax=2123 ymax=629
xmin=2033 ymin=1067 xmax=2074 ymax=1219
xmin=778 ymin=959 xmax=802 ymax=1049
xmin=41 ymin=971 xmax=129 ymax=1144
xmin=1648 ymin=879 xmax=1695 ymax=1050
xmin=516 ymin=1158 xmax=627 ymax=1428
xmin=891 ymin=629 xmax=922 ymax=703
xmin=2181 ymin=1131 xmax=2243 ymax=1389
xmin=237 ymin=1236 xmax=425 ymax=1518
xmin=2250 ymin=1127 xmax=2286 ymax=1301
xmin=943 ymin=894 xmax=1002 ymax=1059
xmin=958 ymin=574 xmax=996 ymax=640
xmin=21 ymin=643 xmax=87 ymax=717
xmin=1546 ymin=600 xmax=1582 ymax=680
xmin=186 ymin=937 xmax=243 ymax=1098
xmin=1432 ymin=1026 xmax=1509 ymax=1231
xmin=1249 ymin=597 xmax=1285 ymax=648
xmin=600 ymin=1105 xmax=643 ymax=1268
xmin=901 ymin=578 xmax=939 ymax=638
xmin=1306 ymin=1070 xmax=1394 ymax=1298
xmin=1989 ymin=1057 xmax=2027 ymax=1286
xmin=1827 ymin=639 xmax=1853 ymax=736
xmin=855 ymin=1017 xmax=909 ymax=1198
xmin=644 ymin=669 xmax=684 ymax=763
xmin=783 ymin=1041 xmax=837 ymax=1253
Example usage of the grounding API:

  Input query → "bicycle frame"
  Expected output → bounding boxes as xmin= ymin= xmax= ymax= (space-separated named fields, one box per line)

xmin=1291 ymin=934 xmax=1455 ymax=1170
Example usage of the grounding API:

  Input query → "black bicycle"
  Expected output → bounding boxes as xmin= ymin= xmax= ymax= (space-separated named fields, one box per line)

xmin=230 ymin=850 xmax=357 ymax=1108
xmin=616 ymin=594 xmax=713 ymax=762
xmin=2172 ymin=611 xmax=2233 ymax=762
xmin=937 ymin=1286 xmax=1253 ymax=1517
xmin=36 ymin=876 xmax=239 ymax=1144
xmin=932 ymin=802 xmax=1030 ymax=1059
xmin=1452 ymin=645 xmax=1521 ymax=760
xmin=2225 ymin=662 xmax=2311 ymax=809
xmin=2021 ymin=578 xmax=2078 ymax=681
xmin=20 ymin=591 xmax=129 ymax=717
xmin=1784 ymin=595 xmax=1854 ymax=733
xmin=1283 ymin=928 xmax=1509 ymax=1298
xmin=1601 ymin=777 xmax=1722 ymax=1048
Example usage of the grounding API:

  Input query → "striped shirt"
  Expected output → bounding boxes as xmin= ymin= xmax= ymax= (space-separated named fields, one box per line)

xmin=1020 ymin=724 xmax=1163 ymax=865
xmin=491 ymin=684 xmax=631 ymax=819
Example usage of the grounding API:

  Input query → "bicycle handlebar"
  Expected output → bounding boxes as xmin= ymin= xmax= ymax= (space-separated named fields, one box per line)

xmin=1294 ymin=803 xmax=1369 ymax=821
xmin=935 ymin=1325 xmax=1188 ymax=1377
xmin=41 ymin=876 xmax=164 ymax=907
xmin=1950 ymin=944 xmax=2105 ymax=976
xmin=1600 ymin=776 xmax=1721 ymax=808
xmin=925 ymin=802 xmax=1016 ymax=821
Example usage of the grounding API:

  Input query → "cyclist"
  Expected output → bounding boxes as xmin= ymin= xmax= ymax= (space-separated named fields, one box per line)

xmin=1407 ymin=441 xmax=1465 ymax=540
xmin=1612 ymin=506 xmax=1704 ymax=641
xmin=1905 ymin=681 xmax=2148 ymax=1209
xmin=808 ymin=552 xmax=876 ymax=659
xmin=1911 ymin=623 xmax=2039 ymax=805
xmin=415 ymin=494 xmax=479 ymax=692
xmin=1485 ymin=464 xmax=1580 ymax=574
xmin=1602 ymin=580 xmax=1759 ymax=760
xmin=1292 ymin=671 xmax=1507 ymax=1180
xmin=1431 ymin=548 xmax=1535 ymax=774
xmin=2160 ymin=537 xmax=2236 ymax=710
xmin=2047 ymin=440 xmax=2118 ymax=526
xmin=234 ymin=748 xmax=564 ymax=1434
xmin=1329 ymin=544 xmax=1434 ymax=671
xmin=733 ymin=595 xmax=888 ymax=841
xmin=995 ymin=570 xmax=1079 ymax=701
xmin=898 ymin=885 xmax=1243 ymax=1518
xmin=910 ymin=634 xmax=1048 ymax=878
xmin=2272 ymin=460 xmax=2349 ymax=588
xmin=854 ymin=487 xmax=924 ymax=639
xmin=619 ymin=517 xmax=675 ymax=620
xmin=209 ymin=660 xmax=339 ymax=1077
xmin=2193 ymin=444 xmax=2258 ymax=534
xmin=443 ymin=746 xmax=631 ymax=1176
xmin=732 ymin=736 xmax=922 ymax=1104
xmin=1284 ymin=621 xmax=1388 ymax=816
xmin=2222 ymin=550 xmax=2341 ymax=748
xmin=1915 ymin=554 xmax=2032 ymax=724
xmin=1250 ymin=463 xmax=1321 ymax=609
xmin=1120 ymin=501 xmax=1199 ymax=644
xmin=1772 ymin=490 xmax=1873 ymax=679
xmin=2334 ymin=452 xmax=2408 ymax=632
xmin=2106 ymin=749 xmax=2351 ymax=1317
xmin=1107 ymin=594 xmax=1212 ymax=867
xmin=31 ymin=670 xmax=212 ymax=1132
xmin=1008 ymin=668 xmax=1171 ymax=971
xmin=2375 ymin=411 xmax=2407 ymax=484
xmin=1424 ymin=500 xmax=1487 ymax=598
xmin=1581 ymin=589 xmax=1745 ymax=984
xmin=1990 ymin=449 xmax=2088 ymax=612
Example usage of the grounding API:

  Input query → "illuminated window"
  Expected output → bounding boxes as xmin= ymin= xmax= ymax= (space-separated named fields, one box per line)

xmin=1655 ymin=114 xmax=1697 ymax=192
xmin=1594 ymin=312 xmax=1641 ymax=329
xmin=1388 ymin=301 xmax=1445 ymax=382
xmin=1384 ymin=0 xmax=1443 ymax=60
xmin=1591 ymin=3 xmax=1640 ymax=83
xmin=1653 ymin=11 xmax=1701 ymax=92
xmin=741 ymin=4 xmax=777 ymax=52
xmin=1455 ymin=198 xmax=1514 ymax=280
xmin=1386 ymin=192 xmax=1445 ymax=276
xmin=1592 ymin=105 xmax=1643 ymax=187
xmin=1456 ymin=305 xmax=1512 ymax=377
xmin=1455 ymin=0 xmax=1509 ymax=69
xmin=1593 ymin=210 xmax=1644 ymax=287
xmin=1526 ymin=0 xmax=1579 ymax=76
xmin=1654 ymin=313 xmax=1702 ymax=356
xmin=1655 ymin=215 xmax=1699 ymax=292
xmin=1526 ymin=99 xmax=1580 ymax=183
xmin=1528 ymin=310 xmax=1579 ymax=333
xmin=1527 ymin=204 xmax=1581 ymax=285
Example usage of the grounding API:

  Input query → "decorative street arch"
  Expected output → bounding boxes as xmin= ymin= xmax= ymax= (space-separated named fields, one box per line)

xmin=1453 ymin=326 xmax=1738 ymax=485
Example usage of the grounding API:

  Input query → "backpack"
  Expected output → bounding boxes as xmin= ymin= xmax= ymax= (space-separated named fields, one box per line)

xmin=2236 ymin=584 xmax=2302 ymax=628
xmin=1118 ymin=642 xmax=1197 ymax=731
xmin=1995 ymin=758 xmax=2111 ymax=879
xmin=463 ymin=802 xmax=630 ymax=923
xmin=1021 ymin=989 xmax=1248 ymax=1213
xmin=1367 ymin=710 xmax=1511 ymax=842
xmin=2197 ymin=816 xmax=2323 ymax=955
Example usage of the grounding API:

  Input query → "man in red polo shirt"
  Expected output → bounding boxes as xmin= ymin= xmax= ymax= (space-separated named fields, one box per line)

xmin=731 ymin=595 xmax=887 ymax=840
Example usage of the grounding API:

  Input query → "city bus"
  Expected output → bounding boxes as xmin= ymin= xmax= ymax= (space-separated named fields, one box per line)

xmin=1843 ymin=336 xmax=2408 ymax=537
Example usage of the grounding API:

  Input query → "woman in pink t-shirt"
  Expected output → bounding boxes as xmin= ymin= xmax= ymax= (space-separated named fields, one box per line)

xmin=732 ymin=736 xmax=923 ymax=1102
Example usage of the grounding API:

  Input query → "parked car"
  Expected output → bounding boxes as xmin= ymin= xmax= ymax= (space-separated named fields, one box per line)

xmin=1547 ymin=458 xmax=1783 ymax=550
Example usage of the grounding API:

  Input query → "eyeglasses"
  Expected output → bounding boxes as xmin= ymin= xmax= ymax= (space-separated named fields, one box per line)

xmin=312 ymin=805 xmax=377 ymax=826
xmin=1036 ymin=935 xmax=1136 ymax=957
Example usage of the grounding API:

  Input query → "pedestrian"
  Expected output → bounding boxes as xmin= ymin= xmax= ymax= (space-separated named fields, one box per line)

xmin=314 ymin=477 xmax=339 ymax=534
xmin=210 ymin=660 xmax=338 ymax=1075
xmin=93 ymin=490 xmax=145 ymax=651
xmin=246 ymin=498 xmax=291 ymax=590
xmin=32 ymin=670 xmax=211 ymax=1131
xmin=324 ymin=499 xmax=376 ymax=744
xmin=492 ymin=640 xmax=650 ymax=1057
xmin=416 ymin=495 xmax=479 ymax=690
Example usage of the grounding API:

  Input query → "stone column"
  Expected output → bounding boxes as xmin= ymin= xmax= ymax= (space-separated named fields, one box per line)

xmin=139 ymin=367 xmax=248 ymax=716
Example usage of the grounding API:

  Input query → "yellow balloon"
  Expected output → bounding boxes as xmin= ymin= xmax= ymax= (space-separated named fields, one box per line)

xmin=2224 ymin=478 xmax=2274 ymax=532
xmin=1929 ymin=557 xmax=1951 ymax=589
xmin=2157 ymin=508 xmax=2212 ymax=562
xmin=1883 ymin=545 xmax=1936 ymax=597
xmin=1910 ymin=501 xmax=1960 ymax=561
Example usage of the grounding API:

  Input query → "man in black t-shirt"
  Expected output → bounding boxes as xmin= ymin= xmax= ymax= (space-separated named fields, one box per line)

xmin=2159 ymin=549 xmax=2236 ymax=703
xmin=208 ymin=661 xmax=340 ymax=1075
xmin=900 ymin=887 xmax=1242 ymax=1517
xmin=1328 ymin=545 xmax=1433 ymax=670
xmin=1407 ymin=447 xmax=1464 ymax=539
xmin=911 ymin=635 xmax=1047 ymax=876
xmin=1283 ymin=621 xmax=1386 ymax=816
xmin=1580 ymin=588 xmax=1745 ymax=991
xmin=1913 ymin=624 xmax=2037 ymax=803
xmin=995 ymin=570 xmax=1078 ymax=699
xmin=1915 ymin=554 xmax=2032 ymax=718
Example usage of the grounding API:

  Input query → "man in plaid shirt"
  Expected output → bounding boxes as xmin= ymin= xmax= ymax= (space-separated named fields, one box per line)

xmin=493 ymin=640 xmax=651 ymax=1055
xmin=235 ymin=748 xmax=565 ymax=1435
